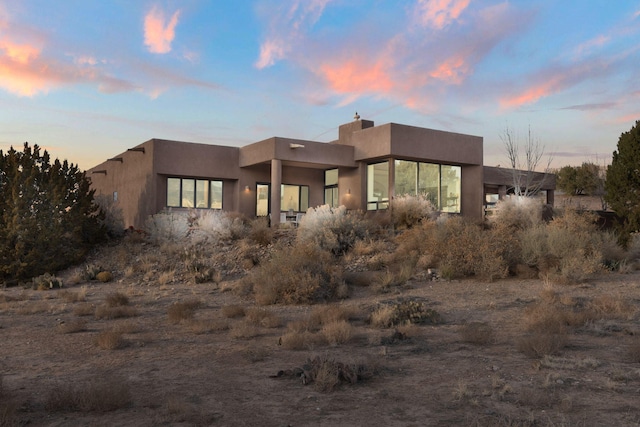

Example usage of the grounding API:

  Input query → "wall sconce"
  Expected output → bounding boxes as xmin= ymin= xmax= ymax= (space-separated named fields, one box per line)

xmin=244 ymin=185 xmax=250 ymax=192
xmin=347 ymin=188 xmax=351 ymax=195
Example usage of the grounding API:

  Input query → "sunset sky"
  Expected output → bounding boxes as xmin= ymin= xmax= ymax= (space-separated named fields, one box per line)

xmin=1 ymin=0 xmax=638 ymax=170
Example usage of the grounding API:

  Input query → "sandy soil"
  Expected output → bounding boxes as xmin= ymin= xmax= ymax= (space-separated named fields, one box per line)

xmin=1 ymin=237 xmax=640 ymax=427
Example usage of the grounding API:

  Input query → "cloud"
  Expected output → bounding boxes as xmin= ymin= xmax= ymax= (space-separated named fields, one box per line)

xmin=255 ymin=0 xmax=333 ymax=69
xmin=413 ymin=0 xmax=470 ymax=29
xmin=560 ymin=102 xmax=617 ymax=111
xmin=144 ymin=5 xmax=181 ymax=54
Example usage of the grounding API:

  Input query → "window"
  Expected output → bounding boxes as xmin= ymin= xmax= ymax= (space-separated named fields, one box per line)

xmin=166 ymin=177 xmax=223 ymax=209
xmin=389 ymin=160 xmax=461 ymax=213
xmin=255 ymin=183 xmax=310 ymax=216
xmin=367 ymin=162 xmax=389 ymax=210
xmin=324 ymin=169 xmax=339 ymax=207
xmin=281 ymin=184 xmax=309 ymax=212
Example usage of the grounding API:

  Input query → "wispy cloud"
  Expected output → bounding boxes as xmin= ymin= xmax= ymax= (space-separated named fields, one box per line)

xmin=144 ymin=5 xmax=181 ymax=54
xmin=255 ymin=0 xmax=333 ymax=69
xmin=413 ymin=0 xmax=470 ymax=29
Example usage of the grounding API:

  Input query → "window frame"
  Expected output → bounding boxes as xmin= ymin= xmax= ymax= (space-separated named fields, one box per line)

xmin=166 ymin=177 xmax=223 ymax=209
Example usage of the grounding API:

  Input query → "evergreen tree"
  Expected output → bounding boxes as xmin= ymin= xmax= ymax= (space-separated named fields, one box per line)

xmin=0 ymin=143 xmax=105 ymax=283
xmin=605 ymin=120 xmax=640 ymax=244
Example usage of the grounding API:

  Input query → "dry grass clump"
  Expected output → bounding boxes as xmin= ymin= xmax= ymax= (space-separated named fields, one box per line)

xmin=309 ymin=305 xmax=359 ymax=327
xmin=459 ymin=322 xmax=495 ymax=345
xmin=371 ymin=261 xmax=415 ymax=293
xmin=229 ymin=322 xmax=260 ymax=339
xmin=188 ymin=318 xmax=229 ymax=334
xmin=221 ymin=304 xmax=246 ymax=319
xmin=321 ymin=320 xmax=354 ymax=345
xmin=370 ymin=300 xmax=442 ymax=328
xmin=95 ymin=304 xmax=137 ymax=320
xmin=167 ymin=299 xmax=203 ymax=324
xmin=248 ymin=217 xmax=273 ymax=245
xmin=45 ymin=375 xmax=131 ymax=412
xmin=105 ymin=292 xmax=129 ymax=307
xmin=279 ymin=330 xmax=323 ymax=350
xmin=57 ymin=318 xmax=88 ymax=334
xmin=58 ymin=287 xmax=87 ymax=303
xmin=245 ymin=307 xmax=282 ymax=328
xmin=247 ymin=243 xmax=346 ymax=305
xmin=586 ymin=294 xmax=635 ymax=321
xmin=17 ymin=300 xmax=51 ymax=315
xmin=96 ymin=271 xmax=113 ymax=283
xmin=73 ymin=302 xmax=95 ymax=316
xmin=302 ymin=356 xmax=377 ymax=393
xmin=96 ymin=329 xmax=126 ymax=350
xmin=517 ymin=332 xmax=568 ymax=358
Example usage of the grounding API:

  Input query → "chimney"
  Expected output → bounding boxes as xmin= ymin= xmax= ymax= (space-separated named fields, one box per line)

xmin=337 ymin=112 xmax=374 ymax=145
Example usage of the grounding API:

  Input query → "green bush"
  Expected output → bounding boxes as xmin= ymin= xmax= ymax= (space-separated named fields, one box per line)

xmin=246 ymin=243 xmax=345 ymax=305
xmin=0 ymin=143 xmax=105 ymax=283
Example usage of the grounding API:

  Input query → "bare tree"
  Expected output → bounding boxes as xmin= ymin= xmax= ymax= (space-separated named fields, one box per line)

xmin=501 ymin=125 xmax=553 ymax=197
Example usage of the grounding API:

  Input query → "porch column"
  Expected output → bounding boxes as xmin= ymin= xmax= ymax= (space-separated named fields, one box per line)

xmin=388 ymin=159 xmax=395 ymax=203
xmin=498 ymin=185 xmax=507 ymax=201
xmin=546 ymin=189 xmax=554 ymax=206
xmin=271 ymin=159 xmax=282 ymax=226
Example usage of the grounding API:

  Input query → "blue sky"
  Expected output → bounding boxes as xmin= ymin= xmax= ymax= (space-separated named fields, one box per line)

xmin=0 ymin=0 xmax=638 ymax=170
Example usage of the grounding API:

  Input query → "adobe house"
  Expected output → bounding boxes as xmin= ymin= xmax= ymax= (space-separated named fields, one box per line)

xmin=87 ymin=117 xmax=555 ymax=229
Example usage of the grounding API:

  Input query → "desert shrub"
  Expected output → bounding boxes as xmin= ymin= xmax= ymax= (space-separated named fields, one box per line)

xmin=96 ymin=329 xmax=125 ymax=350
xmin=46 ymin=375 xmax=131 ymax=412
xmin=585 ymin=295 xmax=635 ymax=321
xmin=297 ymin=205 xmax=369 ymax=255
xmin=96 ymin=271 xmax=113 ymax=283
xmin=518 ymin=209 xmax=612 ymax=282
xmin=489 ymin=197 xmax=543 ymax=230
xmin=188 ymin=318 xmax=230 ymax=334
xmin=95 ymin=305 xmax=137 ymax=320
xmin=188 ymin=210 xmax=244 ymax=244
xmin=230 ymin=322 xmax=260 ymax=339
xmin=145 ymin=210 xmax=190 ymax=244
xmin=245 ymin=307 xmax=282 ymax=328
xmin=279 ymin=330 xmax=324 ymax=350
xmin=32 ymin=273 xmax=63 ymax=290
xmin=181 ymin=246 xmax=219 ymax=284
xmin=389 ymin=194 xmax=435 ymax=229
xmin=404 ymin=217 xmax=509 ymax=281
xmin=74 ymin=303 xmax=95 ymax=316
xmin=168 ymin=300 xmax=202 ymax=324
xmin=247 ymin=243 xmax=344 ymax=305
xmin=459 ymin=322 xmax=495 ymax=345
xmin=371 ymin=299 xmax=441 ymax=328
xmin=321 ymin=320 xmax=354 ymax=345
xmin=105 ymin=292 xmax=129 ymax=307
xmin=517 ymin=332 xmax=568 ymax=358
xmin=221 ymin=304 xmax=246 ymax=319
xmin=58 ymin=287 xmax=87 ymax=303
xmin=248 ymin=217 xmax=273 ymax=245
xmin=57 ymin=319 xmax=88 ymax=334
xmin=309 ymin=305 xmax=359 ymax=326
xmin=302 ymin=356 xmax=376 ymax=392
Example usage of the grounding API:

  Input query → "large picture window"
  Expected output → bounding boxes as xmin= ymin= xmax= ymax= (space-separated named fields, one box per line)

xmin=255 ymin=183 xmax=310 ymax=216
xmin=167 ymin=177 xmax=223 ymax=209
xmin=392 ymin=160 xmax=461 ymax=213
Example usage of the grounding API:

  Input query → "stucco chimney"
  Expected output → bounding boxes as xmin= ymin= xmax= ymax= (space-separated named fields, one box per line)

xmin=337 ymin=117 xmax=374 ymax=145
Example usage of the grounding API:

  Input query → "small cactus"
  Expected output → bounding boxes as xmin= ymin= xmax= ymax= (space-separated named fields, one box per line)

xmin=32 ymin=273 xmax=63 ymax=290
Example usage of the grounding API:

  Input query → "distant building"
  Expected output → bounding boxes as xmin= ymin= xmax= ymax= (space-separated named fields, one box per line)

xmin=88 ymin=117 xmax=555 ymax=228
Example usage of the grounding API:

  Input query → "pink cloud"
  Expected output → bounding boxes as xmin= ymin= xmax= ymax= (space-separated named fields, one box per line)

xmin=414 ymin=0 xmax=470 ymax=29
xmin=144 ymin=5 xmax=181 ymax=54
xmin=499 ymin=77 xmax=564 ymax=109
xmin=319 ymin=58 xmax=395 ymax=98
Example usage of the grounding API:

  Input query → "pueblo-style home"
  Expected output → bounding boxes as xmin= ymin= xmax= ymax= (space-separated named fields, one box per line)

xmin=88 ymin=116 xmax=555 ymax=229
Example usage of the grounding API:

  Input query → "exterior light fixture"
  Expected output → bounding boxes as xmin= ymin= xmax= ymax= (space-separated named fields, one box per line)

xmin=244 ymin=185 xmax=250 ymax=192
xmin=289 ymin=143 xmax=305 ymax=149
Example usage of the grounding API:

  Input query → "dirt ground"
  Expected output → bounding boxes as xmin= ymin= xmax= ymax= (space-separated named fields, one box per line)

xmin=2 ymin=236 xmax=640 ymax=427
